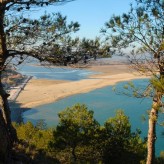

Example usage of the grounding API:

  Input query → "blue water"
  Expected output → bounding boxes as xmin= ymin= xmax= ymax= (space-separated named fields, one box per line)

xmin=23 ymin=79 xmax=164 ymax=156
xmin=17 ymin=64 xmax=96 ymax=81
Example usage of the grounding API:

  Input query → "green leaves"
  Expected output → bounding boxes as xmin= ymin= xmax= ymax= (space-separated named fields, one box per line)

xmin=50 ymin=104 xmax=100 ymax=162
xmin=102 ymin=110 xmax=146 ymax=164
xmin=151 ymin=8 xmax=159 ymax=17
xmin=104 ymin=110 xmax=131 ymax=137
xmin=136 ymin=7 xmax=144 ymax=17
xmin=54 ymin=104 xmax=99 ymax=146
xmin=14 ymin=105 xmax=146 ymax=163
xmin=5 ymin=0 xmax=74 ymax=12
xmin=150 ymin=76 xmax=164 ymax=93
xmin=13 ymin=121 xmax=53 ymax=150
xmin=122 ymin=13 xmax=130 ymax=24
xmin=102 ymin=0 xmax=164 ymax=61
xmin=5 ymin=11 xmax=80 ymax=65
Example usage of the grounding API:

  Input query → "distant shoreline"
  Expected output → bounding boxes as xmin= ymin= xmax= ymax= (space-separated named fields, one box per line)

xmin=16 ymin=64 xmax=148 ymax=108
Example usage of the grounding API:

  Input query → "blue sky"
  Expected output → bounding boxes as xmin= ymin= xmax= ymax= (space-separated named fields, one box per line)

xmin=32 ymin=0 xmax=135 ymax=39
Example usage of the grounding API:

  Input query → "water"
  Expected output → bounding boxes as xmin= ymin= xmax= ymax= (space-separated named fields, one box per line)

xmin=23 ymin=79 xmax=164 ymax=156
xmin=17 ymin=64 xmax=96 ymax=81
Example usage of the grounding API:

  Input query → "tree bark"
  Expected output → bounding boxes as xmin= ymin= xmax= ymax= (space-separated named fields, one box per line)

xmin=146 ymin=92 xmax=161 ymax=164
xmin=0 ymin=5 xmax=17 ymax=161
xmin=0 ymin=109 xmax=10 ymax=162
xmin=0 ymin=75 xmax=17 ymax=141
xmin=146 ymin=105 xmax=156 ymax=164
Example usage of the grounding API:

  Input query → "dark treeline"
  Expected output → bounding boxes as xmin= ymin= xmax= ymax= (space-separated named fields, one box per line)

xmin=12 ymin=104 xmax=164 ymax=163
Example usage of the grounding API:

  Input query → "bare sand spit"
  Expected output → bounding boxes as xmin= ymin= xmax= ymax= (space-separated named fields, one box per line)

xmin=16 ymin=65 xmax=148 ymax=108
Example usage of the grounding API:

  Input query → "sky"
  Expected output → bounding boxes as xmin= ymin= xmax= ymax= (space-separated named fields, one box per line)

xmin=32 ymin=0 xmax=135 ymax=39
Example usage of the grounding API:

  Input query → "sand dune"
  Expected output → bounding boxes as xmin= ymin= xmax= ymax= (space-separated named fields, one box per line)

xmin=16 ymin=65 xmax=148 ymax=108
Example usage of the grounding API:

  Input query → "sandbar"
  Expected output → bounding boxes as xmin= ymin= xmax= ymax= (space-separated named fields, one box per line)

xmin=16 ymin=64 xmax=148 ymax=108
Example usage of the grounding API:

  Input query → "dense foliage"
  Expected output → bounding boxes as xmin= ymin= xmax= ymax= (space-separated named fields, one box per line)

xmin=49 ymin=104 xmax=100 ymax=162
xmin=13 ymin=104 xmax=149 ymax=163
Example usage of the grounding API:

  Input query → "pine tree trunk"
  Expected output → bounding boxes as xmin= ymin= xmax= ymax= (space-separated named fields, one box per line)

xmin=0 ymin=108 xmax=10 ymax=162
xmin=0 ymin=76 xmax=18 ymax=161
xmin=0 ymin=6 xmax=17 ymax=161
xmin=0 ymin=76 xmax=17 ymax=141
xmin=146 ymin=105 xmax=157 ymax=164
xmin=146 ymin=92 xmax=161 ymax=164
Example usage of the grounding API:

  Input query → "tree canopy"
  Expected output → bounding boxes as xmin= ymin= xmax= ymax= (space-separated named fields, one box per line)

xmin=49 ymin=104 xmax=100 ymax=162
xmin=0 ymin=0 xmax=80 ymax=162
xmin=102 ymin=0 xmax=164 ymax=77
xmin=4 ymin=11 xmax=79 ymax=66
xmin=102 ymin=110 xmax=146 ymax=164
xmin=48 ymin=105 xmax=146 ymax=163
xmin=102 ymin=0 xmax=164 ymax=163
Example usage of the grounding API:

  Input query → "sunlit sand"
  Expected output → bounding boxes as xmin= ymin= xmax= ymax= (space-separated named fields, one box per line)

xmin=16 ymin=64 xmax=148 ymax=108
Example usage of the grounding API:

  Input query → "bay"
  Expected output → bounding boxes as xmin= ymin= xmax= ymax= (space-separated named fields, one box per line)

xmin=23 ymin=79 xmax=164 ymax=156
xmin=17 ymin=64 xmax=96 ymax=81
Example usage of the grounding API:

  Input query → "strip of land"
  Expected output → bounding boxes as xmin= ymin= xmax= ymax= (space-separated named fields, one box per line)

xmin=16 ymin=64 xmax=148 ymax=108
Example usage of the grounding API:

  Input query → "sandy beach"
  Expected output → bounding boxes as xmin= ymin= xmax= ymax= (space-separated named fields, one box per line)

xmin=16 ymin=64 xmax=147 ymax=108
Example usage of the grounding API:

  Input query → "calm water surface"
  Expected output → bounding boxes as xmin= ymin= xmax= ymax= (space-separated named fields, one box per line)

xmin=23 ymin=79 xmax=164 ymax=156
xmin=17 ymin=64 xmax=96 ymax=81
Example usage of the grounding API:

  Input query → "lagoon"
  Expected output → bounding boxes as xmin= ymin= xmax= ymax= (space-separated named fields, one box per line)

xmin=13 ymin=63 xmax=164 ymax=156
xmin=17 ymin=64 xmax=96 ymax=81
xmin=23 ymin=79 xmax=164 ymax=156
